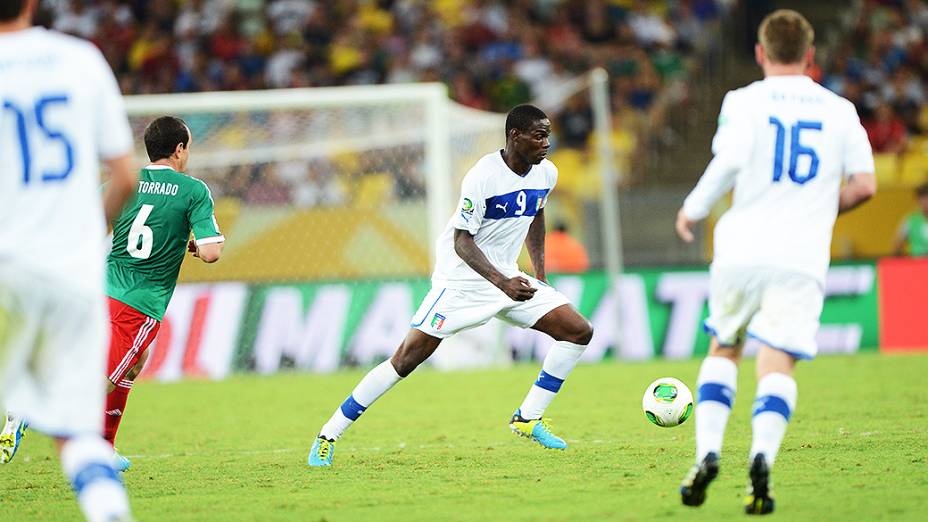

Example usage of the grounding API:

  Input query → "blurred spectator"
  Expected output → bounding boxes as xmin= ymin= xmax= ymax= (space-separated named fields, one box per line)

xmin=39 ymin=0 xmax=728 ymax=205
xmin=558 ymin=96 xmax=595 ymax=149
xmin=894 ymin=183 xmax=928 ymax=256
xmin=822 ymin=0 xmax=928 ymax=146
xmin=864 ymin=102 xmax=909 ymax=154
xmin=293 ymin=161 xmax=346 ymax=208
xmin=246 ymin=165 xmax=292 ymax=206
xmin=545 ymin=223 xmax=590 ymax=273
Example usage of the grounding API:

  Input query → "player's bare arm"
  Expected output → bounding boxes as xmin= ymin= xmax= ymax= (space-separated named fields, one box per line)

xmin=675 ymin=208 xmax=698 ymax=243
xmin=453 ymin=228 xmax=536 ymax=301
xmin=188 ymin=239 xmax=223 ymax=263
xmin=102 ymin=154 xmax=138 ymax=228
xmin=838 ymin=172 xmax=877 ymax=213
xmin=525 ymin=207 xmax=546 ymax=282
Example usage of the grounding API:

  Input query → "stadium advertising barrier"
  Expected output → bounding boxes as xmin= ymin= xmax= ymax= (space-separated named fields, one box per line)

xmin=877 ymin=257 xmax=928 ymax=352
xmin=141 ymin=264 xmax=879 ymax=382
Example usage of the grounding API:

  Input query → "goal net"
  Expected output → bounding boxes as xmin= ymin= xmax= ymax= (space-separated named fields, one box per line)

xmin=125 ymin=83 xmax=504 ymax=283
xmin=125 ymin=79 xmax=620 ymax=381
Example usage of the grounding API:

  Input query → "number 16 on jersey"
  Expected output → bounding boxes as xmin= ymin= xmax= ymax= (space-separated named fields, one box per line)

xmin=769 ymin=117 xmax=822 ymax=185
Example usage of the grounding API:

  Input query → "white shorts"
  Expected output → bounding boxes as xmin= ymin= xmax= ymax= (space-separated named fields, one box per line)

xmin=412 ymin=275 xmax=571 ymax=339
xmin=0 ymin=265 xmax=107 ymax=437
xmin=704 ymin=267 xmax=824 ymax=360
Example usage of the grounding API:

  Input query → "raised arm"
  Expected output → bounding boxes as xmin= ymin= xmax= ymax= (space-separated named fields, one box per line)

xmin=525 ymin=207 xmax=546 ymax=282
xmin=454 ymin=228 xmax=536 ymax=301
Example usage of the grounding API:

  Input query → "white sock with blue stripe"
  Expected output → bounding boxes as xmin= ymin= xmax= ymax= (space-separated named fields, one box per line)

xmin=518 ymin=341 xmax=585 ymax=420
xmin=695 ymin=356 xmax=738 ymax=462
xmin=60 ymin=436 xmax=131 ymax=522
xmin=320 ymin=360 xmax=402 ymax=440
xmin=749 ymin=372 xmax=797 ymax=467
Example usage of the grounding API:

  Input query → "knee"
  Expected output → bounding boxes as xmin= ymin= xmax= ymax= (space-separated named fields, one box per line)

xmin=565 ymin=320 xmax=593 ymax=345
xmin=389 ymin=350 xmax=418 ymax=378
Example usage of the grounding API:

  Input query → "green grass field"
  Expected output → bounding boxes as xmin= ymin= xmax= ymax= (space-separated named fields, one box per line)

xmin=1 ymin=353 xmax=926 ymax=521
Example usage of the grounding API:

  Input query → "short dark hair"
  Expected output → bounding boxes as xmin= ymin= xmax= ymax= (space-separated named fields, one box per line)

xmin=505 ymin=104 xmax=548 ymax=136
xmin=144 ymin=116 xmax=190 ymax=162
xmin=916 ymin=182 xmax=928 ymax=198
xmin=0 ymin=0 xmax=27 ymax=21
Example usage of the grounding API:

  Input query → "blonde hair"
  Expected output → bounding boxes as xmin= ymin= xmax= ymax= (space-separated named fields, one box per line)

xmin=758 ymin=9 xmax=814 ymax=65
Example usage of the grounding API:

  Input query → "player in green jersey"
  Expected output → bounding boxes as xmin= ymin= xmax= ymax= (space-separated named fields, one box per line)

xmin=1 ymin=116 xmax=224 ymax=471
xmin=894 ymin=183 xmax=928 ymax=256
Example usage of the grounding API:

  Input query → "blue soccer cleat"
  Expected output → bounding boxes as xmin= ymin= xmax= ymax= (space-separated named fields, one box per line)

xmin=307 ymin=436 xmax=336 ymax=467
xmin=509 ymin=410 xmax=567 ymax=450
xmin=113 ymin=450 xmax=131 ymax=472
xmin=0 ymin=414 xmax=28 ymax=464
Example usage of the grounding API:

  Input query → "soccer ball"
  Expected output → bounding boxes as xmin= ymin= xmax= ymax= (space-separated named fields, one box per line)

xmin=642 ymin=377 xmax=694 ymax=428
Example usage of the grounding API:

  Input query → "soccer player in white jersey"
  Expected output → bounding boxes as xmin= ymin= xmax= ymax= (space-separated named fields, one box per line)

xmin=674 ymin=10 xmax=876 ymax=515
xmin=0 ymin=1 xmax=138 ymax=520
xmin=307 ymin=104 xmax=594 ymax=466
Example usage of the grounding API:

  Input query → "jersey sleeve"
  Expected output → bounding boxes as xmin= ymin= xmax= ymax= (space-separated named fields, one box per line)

xmin=188 ymin=181 xmax=224 ymax=245
xmin=683 ymin=91 xmax=749 ymax=220
xmin=711 ymin=90 xmax=754 ymax=163
xmin=89 ymin=46 xmax=133 ymax=160
xmin=450 ymin=169 xmax=486 ymax=235
xmin=842 ymin=102 xmax=876 ymax=177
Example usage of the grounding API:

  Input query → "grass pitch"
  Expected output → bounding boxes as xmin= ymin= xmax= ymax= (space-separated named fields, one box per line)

xmin=1 ymin=353 xmax=926 ymax=521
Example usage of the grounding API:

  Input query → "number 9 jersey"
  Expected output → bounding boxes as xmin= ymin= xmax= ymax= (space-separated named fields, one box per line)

xmin=683 ymin=75 xmax=875 ymax=286
xmin=106 ymin=165 xmax=223 ymax=321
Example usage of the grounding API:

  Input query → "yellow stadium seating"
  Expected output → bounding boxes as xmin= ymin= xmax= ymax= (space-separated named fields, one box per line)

xmin=900 ymin=150 xmax=928 ymax=188
xmin=873 ymin=153 xmax=899 ymax=187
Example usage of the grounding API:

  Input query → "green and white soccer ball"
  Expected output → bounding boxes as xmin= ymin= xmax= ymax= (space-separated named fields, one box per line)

xmin=642 ymin=377 xmax=694 ymax=428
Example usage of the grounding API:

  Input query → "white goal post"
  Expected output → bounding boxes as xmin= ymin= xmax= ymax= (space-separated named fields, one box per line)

xmin=123 ymin=77 xmax=623 ymax=364
xmin=124 ymin=83 xmax=503 ymax=259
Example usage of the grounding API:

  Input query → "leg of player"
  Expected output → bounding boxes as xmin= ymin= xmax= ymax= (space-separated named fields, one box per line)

xmin=510 ymin=304 xmax=592 ymax=450
xmin=0 ymin=411 xmax=28 ymax=464
xmin=104 ymin=348 xmax=150 ymax=473
xmin=56 ymin=436 xmax=132 ymax=522
xmin=308 ymin=329 xmax=442 ymax=467
xmin=681 ymin=338 xmax=741 ymax=507
xmin=744 ymin=345 xmax=797 ymax=516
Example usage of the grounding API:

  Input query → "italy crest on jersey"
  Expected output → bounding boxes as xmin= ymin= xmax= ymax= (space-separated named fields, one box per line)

xmin=431 ymin=313 xmax=446 ymax=330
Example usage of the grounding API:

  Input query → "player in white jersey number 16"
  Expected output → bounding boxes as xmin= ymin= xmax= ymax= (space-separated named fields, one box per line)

xmin=675 ymin=9 xmax=876 ymax=517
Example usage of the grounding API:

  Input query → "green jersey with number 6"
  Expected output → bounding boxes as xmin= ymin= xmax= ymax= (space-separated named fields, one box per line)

xmin=107 ymin=165 xmax=223 ymax=320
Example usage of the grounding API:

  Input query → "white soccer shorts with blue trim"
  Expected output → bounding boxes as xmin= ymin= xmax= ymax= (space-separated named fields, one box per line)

xmin=411 ymin=274 xmax=571 ymax=339
xmin=704 ymin=267 xmax=824 ymax=360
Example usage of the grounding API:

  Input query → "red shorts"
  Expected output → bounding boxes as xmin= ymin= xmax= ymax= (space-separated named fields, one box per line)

xmin=107 ymin=297 xmax=161 ymax=385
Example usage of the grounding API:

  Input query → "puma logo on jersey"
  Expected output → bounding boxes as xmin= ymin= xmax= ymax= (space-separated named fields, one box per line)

xmin=105 ymin=409 xmax=123 ymax=417
xmin=495 ymin=203 xmax=508 ymax=213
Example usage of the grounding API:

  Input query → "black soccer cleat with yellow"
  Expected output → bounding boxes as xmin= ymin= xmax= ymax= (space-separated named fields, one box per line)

xmin=744 ymin=453 xmax=775 ymax=515
xmin=680 ymin=451 xmax=719 ymax=507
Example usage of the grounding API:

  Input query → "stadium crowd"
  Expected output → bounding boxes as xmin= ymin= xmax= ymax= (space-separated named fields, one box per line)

xmin=39 ymin=0 xmax=726 ymax=206
xmin=821 ymin=0 xmax=928 ymax=158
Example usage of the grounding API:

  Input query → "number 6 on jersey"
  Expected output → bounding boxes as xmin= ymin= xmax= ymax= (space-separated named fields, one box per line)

xmin=127 ymin=204 xmax=155 ymax=259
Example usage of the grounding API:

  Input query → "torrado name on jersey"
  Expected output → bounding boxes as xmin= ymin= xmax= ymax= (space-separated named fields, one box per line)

xmin=139 ymin=181 xmax=179 ymax=196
